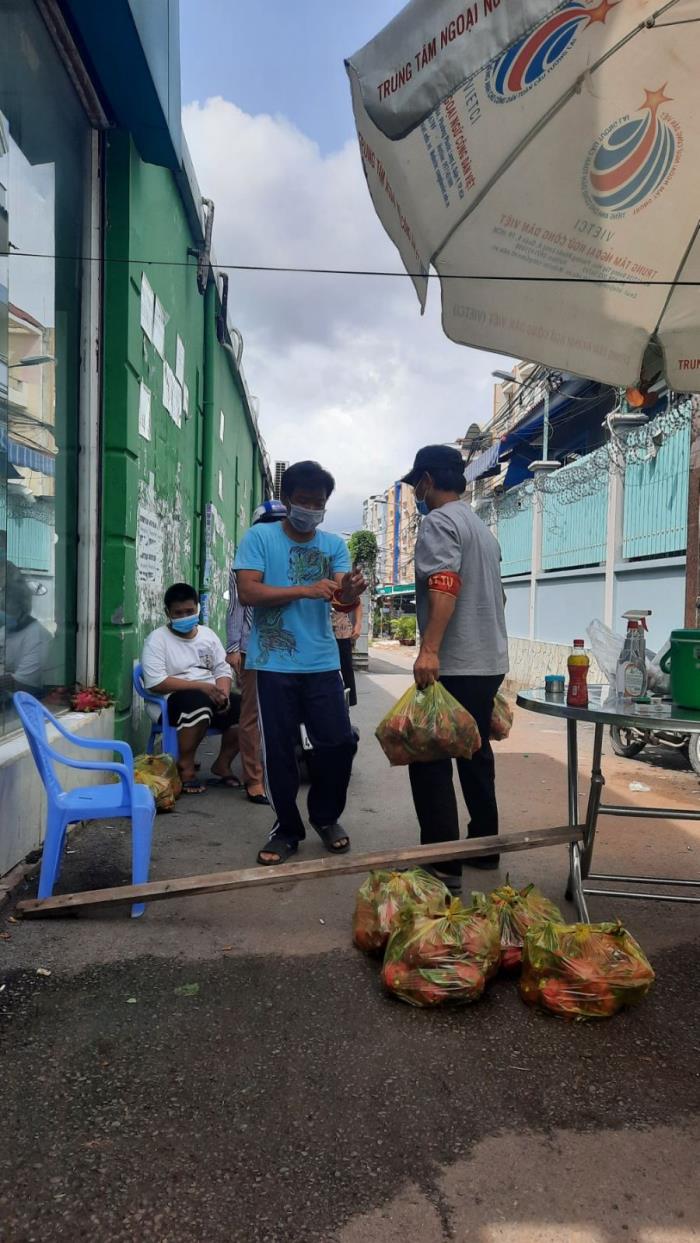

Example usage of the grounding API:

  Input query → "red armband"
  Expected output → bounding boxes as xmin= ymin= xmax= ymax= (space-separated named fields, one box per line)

xmin=427 ymin=572 xmax=462 ymax=598
xmin=331 ymin=591 xmax=356 ymax=614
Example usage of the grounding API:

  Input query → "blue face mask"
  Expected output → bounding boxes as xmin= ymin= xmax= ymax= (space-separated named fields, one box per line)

xmin=170 ymin=613 xmax=199 ymax=635
xmin=416 ymin=499 xmax=430 ymax=517
xmin=287 ymin=504 xmax=326 ymax=534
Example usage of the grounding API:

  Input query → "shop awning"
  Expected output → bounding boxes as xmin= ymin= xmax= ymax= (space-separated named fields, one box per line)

xmin=376 ymin=583 xmax=415 ymax=596
xmin=61 ymin=0 xmax=182 ymax=170
xmin=464 ymin=442 xmax=500 ymax=484
xmin=499 ymin=377 xmax=617 ymax=490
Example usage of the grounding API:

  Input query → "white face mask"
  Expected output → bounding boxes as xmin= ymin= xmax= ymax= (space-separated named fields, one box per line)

xmin=287 ymin=504 xmax=326 ymax=533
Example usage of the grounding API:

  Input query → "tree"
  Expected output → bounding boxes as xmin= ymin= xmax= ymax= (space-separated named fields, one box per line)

xmin=347 ymin=530 xmax=378 ymax=578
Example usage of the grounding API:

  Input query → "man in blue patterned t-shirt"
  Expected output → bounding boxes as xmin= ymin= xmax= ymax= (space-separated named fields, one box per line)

xmin=234 ymin=461 xmax=366 ymax=866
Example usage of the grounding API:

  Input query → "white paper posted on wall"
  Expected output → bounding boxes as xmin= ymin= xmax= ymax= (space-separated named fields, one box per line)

xmin=140 ymin=273 xmax=155 ymax=340
xmin=153 ymin=297 xmax=167 ymax=357
xmin=176 ymin=335 xmax=186 ymax=385
xmin=138 ymin=380 xmax=152 ymax=441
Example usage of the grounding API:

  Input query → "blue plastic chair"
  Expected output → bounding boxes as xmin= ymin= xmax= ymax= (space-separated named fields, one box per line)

xmin=133 ymin=663 xmax=179 ymax=758
xmin=133 ymin=662 xmax=224 ymax=759
xmin=13 ymin=692 xmax=155 ymax=918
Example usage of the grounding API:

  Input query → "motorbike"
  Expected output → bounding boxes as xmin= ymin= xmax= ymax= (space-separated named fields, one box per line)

xmin=610 ymin=722 xmax=700 ymax=775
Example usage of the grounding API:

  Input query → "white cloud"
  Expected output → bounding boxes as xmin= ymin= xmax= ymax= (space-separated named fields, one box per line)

xmin=183 ymin=97 xmax=512 ymax=532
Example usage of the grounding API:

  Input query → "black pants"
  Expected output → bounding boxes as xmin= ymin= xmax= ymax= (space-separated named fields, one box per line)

xmin=257 ymin=670 xmax=357 ymax=843
xmin=336 ymin=638 xmax=357 ymax=707
xmin=408 ymin=674 xmax=504 ymax=878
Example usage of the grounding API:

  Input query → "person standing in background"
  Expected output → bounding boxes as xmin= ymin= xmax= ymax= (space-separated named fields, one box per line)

xmin=401 ymin=444 xmax=509 ymax=893
xmin=226 ymin=500 xmax=287 ymax=805
xmin=331 ymin=596 xmax=362 ymax=707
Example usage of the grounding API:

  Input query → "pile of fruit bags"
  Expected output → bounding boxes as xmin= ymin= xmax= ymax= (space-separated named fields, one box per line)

xmin=352 ymin=868 xmax=450 ymax=954
xmin=474 ymin=879 xmax=562 ymax=972
xmin=520 ymin=919 xmax=655 ymax=1019
xmin=375 ymin=683 xmax=481 ymax=767
xmin=352 ymin=870 xmax=654 ymax=1020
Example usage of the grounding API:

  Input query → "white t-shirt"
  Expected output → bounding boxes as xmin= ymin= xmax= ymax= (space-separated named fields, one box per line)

xmin=141 ymin=625 xmax=231 ymax=695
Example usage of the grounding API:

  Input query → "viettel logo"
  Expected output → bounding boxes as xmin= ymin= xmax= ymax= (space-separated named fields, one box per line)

xmin=583 ymin=86 xmax=681 ymax=218
xmin=485 ymin=0 xmax=617 ymax=103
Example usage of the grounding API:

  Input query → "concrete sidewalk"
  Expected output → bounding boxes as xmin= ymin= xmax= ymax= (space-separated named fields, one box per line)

xmin=1 ymin=653 xmax=698 ymax=1242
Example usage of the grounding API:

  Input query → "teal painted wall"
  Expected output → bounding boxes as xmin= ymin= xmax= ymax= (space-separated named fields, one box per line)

xmin=100 ymin=131 xmax=267 ymax=738
xmin=200 ymin=283 xmax=261 ymax=639
xmin=623 ymin=419 xmax=690 ymax=559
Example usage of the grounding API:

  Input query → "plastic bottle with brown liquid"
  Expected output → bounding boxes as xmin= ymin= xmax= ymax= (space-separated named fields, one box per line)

xmin=567 ymin=639 xmax=590 ymax=708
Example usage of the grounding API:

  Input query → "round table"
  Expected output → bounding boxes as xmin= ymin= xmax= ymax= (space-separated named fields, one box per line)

xmin=517 ymin=688 xmax=700 ymax=920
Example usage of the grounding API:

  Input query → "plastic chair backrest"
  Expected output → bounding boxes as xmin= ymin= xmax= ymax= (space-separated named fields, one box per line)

xmin=13 ymin=692 xmax=66 ymax=801
xmin=133 ymin=662 xmax=163 ymax=707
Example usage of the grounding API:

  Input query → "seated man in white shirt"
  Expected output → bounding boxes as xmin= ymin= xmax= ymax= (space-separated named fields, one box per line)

xmin=141 ymin=582 xmax=241 ymax=794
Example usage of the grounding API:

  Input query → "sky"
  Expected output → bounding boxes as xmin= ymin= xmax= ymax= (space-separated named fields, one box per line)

xmin=179 ymin=0 xmax=512 ymax=532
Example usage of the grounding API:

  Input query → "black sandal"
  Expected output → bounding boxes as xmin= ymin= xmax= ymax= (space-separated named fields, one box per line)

xmin=256 ymin=835 xmax=299 ymax=866
xmin=313 ymin=822 xmax=351 ymax=854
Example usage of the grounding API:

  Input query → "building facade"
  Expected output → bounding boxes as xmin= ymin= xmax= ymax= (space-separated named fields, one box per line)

xmin=363 ymin=482 xmax=417 ymax=591
xmin=470 ymin=365 xmax=692 ymax=683
xmin=273 ymin=461 xmax=289 ymax=500
xmin=0 ymin=0 xmax=271 ymax=874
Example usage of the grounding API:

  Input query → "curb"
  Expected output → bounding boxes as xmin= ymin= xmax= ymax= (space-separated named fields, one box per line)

xmin=0 ymin=859 xmax=41 ymax=916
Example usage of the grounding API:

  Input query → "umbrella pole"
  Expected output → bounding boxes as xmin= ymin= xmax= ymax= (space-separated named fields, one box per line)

xmin=684 ymin=398 xmax=700 ymax=628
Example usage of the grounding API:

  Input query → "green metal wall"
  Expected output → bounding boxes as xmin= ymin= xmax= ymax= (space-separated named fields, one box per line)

xmin=100 ymin=131 xmax=265 ymax=738
xmin=200 ymin=281 xmax=261 ymax=639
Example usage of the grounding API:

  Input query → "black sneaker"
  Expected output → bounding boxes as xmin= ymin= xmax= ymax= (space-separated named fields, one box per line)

xmin=423 ymin=865 xmax=462 ymax=897
xmin=464 ymin=854 xmax=500 ymax=871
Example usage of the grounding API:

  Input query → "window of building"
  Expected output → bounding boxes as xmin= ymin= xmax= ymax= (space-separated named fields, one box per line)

xmin=0 ymin=1 xmax=92 ymax=735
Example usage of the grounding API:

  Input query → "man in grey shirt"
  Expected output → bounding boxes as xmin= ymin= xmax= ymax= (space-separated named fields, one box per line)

xmin=402 ymin=444 xmax=509 ymax=892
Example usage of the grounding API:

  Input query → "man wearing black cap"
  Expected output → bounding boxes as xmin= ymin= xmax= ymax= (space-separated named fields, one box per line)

xmin=401 ymin=444 xmax=509 ymax=893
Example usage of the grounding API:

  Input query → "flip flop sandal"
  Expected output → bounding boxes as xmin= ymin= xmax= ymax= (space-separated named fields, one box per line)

xmin=246 ymin=791 xmax=270 ymax=806
xmin=182 ymin=779 xmax=207 ymax=795
xmin=256 ymin=837 xmax=299 ymax=866
xmin=207 ymin=775 xmax=243 ymax=790
xmin=313 ymin=822 xmax=351 ymax=854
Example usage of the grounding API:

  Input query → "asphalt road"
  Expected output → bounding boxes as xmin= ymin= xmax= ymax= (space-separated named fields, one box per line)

xmin=1 ymin=652 xmax=699 ymax=1242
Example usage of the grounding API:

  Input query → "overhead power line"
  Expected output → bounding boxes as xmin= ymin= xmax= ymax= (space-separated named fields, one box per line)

xmin=2 ymin=249 xmax=697 ymax=287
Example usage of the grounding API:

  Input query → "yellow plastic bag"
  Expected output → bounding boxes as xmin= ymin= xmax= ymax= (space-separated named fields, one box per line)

xmin=381 ymin=899 xmax=501 ymax=1007
xmin=520 ymin=920 xmax=655 ymax=1019
xmin=490 ymin=692 xmax=514 ymax=741
xmin=135 ymin=753 xmax=182 ymax=800
xmin=352 ymin=869 xmax=450 ymax=955
xmin=474 ymin=879 xmax=562 ymax=973
xmin=375 ymin=682 xmax=481 ymax=766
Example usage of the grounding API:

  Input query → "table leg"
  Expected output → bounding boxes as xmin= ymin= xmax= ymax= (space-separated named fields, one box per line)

xmin=565 ymin=719 xmax=589 ymax=921
xmin=580 ymin=722 xmax=605 ymax=880
xmin=566 ymin=718 xmax=578 ymax=828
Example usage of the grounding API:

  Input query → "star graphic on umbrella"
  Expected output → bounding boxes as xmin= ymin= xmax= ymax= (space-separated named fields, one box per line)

xmin=584 ymin=0 xmax=619 ymax=26
xmin=640 ymin=84 xmax=673 ymax=115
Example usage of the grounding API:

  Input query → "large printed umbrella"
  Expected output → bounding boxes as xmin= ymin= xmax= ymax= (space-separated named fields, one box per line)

xmin=346 ymin=0 xmax=700 ymax=391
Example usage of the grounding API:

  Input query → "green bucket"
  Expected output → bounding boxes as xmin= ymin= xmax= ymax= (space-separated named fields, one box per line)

xmin=660 ymin=629 xmax=700 ymax=710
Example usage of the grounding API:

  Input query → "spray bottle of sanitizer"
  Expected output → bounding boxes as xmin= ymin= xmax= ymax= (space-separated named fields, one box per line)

xmin=616 ymin=610 xmax=651 ymax=698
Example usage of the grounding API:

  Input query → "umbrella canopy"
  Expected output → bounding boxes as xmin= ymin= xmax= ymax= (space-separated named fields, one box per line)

xmin=346 ymin=0 xmax=700 ymax=391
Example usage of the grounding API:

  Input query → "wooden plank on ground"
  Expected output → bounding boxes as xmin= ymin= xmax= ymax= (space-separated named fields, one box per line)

xmin=16 ymin=826 xmax=582 ymax=918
